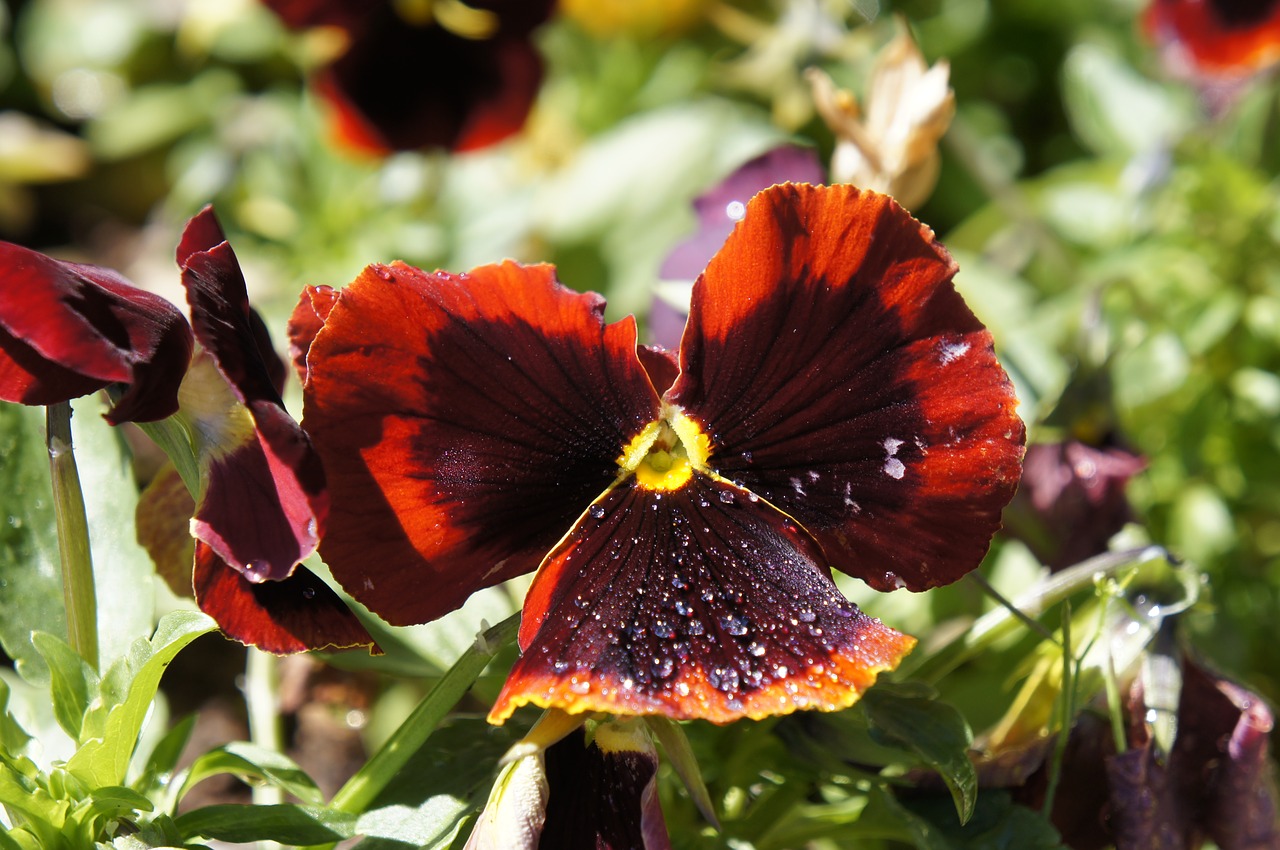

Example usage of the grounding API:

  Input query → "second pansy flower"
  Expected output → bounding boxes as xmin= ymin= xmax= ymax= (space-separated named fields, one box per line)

xmin=296 ymin=183 xmax=1025 ymax=723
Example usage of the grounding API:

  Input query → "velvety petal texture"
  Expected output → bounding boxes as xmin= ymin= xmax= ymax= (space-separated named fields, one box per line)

xmin=303 ymin=260 xmax=661 ymax=625
xmin=262 ymin=0 xmax=555 ymax=153
xmin=668 ymin=183 xmax=1024 ymax=592
xmin=193 ymin=542 xmax=377 ymax=654
xmin=491 ymin=474 xmax=914 ymax=724
xmin=178 ymin=207 xmax=330 ymax=586
xmin=0 ymin=243 xmax=193 ymax=422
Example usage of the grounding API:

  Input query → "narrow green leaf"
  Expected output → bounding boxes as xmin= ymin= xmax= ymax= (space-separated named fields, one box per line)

xmin=863 ymin=683 xmax=978 ymax=824
xmin=133 ymin=714 xmax=197 ymax=800
xmin=66 ymin=612 xmax=216 ymax=787
xmin=331 ymin=613 xmax=519 ymax=815
xmin=646 ymin=716 xmax=719 ymax=828
xmin=31 ymin=632 xmax=98 ymax=741
xmin=177 ymin=743 xmax=323 ymax=806
xmin=173 ymin=803 xmax=356 ymax=844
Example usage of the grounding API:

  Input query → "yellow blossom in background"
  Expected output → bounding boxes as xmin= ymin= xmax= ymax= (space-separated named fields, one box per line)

xmin=807 ymin=26 xmax=954 ymax=209
xmin=561 ymin=0 xmax=712 ymax=38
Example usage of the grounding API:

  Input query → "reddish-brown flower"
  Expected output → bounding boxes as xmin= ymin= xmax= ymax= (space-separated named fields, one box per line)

xmin=1145 ymin=0 xmax=1280 ymax=77
xmin=297 ymin=184 xmax=1024 ymax=723
xmin=0 ymin=243 xmax=193 ymax=423
xmin=262 ymin=0 xmax=555 ymax=154
xmin=173 ymin=206 xmax=375 ymax=654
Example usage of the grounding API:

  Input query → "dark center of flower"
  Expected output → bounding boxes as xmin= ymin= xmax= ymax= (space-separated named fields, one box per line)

xmin=617 ymin=406 xmax=712 ymax=491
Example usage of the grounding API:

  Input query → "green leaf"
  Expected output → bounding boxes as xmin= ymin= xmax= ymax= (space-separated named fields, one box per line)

xmin=177 ymin=742 xmax=323 ymax=806
xmin=897 ymin=790 xmax=1067 ymax=850
xmin=0 ymin=675 xmax=34 ymax=757
xmin=646 ymin=716 xmax=719 ymax=828
xmin=31 ymin=631 xmax=98 ymax=741
xmin=863 ymin=683 xmax=978 ymax=824
xmin=0 ymin=403 xmax=66 ymax=681
xmin=132 ymin=713 xmax=196 ymax=800
xmin=66 ymin=612 xmax=216 ymax=788
xmin=70 ymin=395 xmax=155 ymax=668
xmin=173 ymin=804 xmax=356 ymax=844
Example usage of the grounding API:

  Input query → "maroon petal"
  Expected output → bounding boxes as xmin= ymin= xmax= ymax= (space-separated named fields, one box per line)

xmin=490 ymin=474 xmax=914 ymax=724
xmin=178 ymin=207 xmax=328 ymax=582
xmin=667 ymin=184 xmax=1025 ymax=592
xmin=0 ymin=243 xmax=193 ymax=422
xmin=193 ymin=542 xmax=377 ymax=654
xmin=541 ymin=723 xmax=672 ymax=850
xmin=302 ymin=260 xmax=660 ymax=626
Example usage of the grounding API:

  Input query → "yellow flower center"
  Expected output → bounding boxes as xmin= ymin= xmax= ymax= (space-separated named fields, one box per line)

xmin=618 ymin=407 xmax=712 ymax=491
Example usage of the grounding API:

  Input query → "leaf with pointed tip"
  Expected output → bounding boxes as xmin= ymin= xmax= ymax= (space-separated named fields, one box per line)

xmin=863 ymin=682 xmax=978 ymax=823
xmin=66 ymin=612 xmax=216 ymax=787
xmin=177 ymin=741 xmax=323 ymax=806
xmin=173 ymin=803 xmax=356 ymax=844
xmin=31 ymin=631 xmax=98 ymax=741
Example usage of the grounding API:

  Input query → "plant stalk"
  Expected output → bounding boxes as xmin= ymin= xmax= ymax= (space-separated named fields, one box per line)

xmin=46 ymin=401 xmax=99 ymax=671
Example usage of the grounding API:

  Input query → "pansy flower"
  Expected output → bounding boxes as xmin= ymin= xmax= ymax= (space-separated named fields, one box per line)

xmin=0 ymin=242 xmax=193 ymax=423
xmin=1145 ymin=0 xmax=1280 ymax=78
xmin=261 ymin=0 xmax=556 ymax=154
xmin=165 ymin=207 xmax=376 ymax=654
xmin=298 ymin=183 xmax=1024 ymax=723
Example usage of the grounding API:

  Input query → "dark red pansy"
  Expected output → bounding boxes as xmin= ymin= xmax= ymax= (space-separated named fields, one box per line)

xmin=303 ymin=183 xmax=1023 ymax=723
xmin=0 ymin=243 xmax=193 ymax=422
xmin=1145 ymin=0 xmax=1280 ymax=76
xmin=193 ymin=542 xmax=375 ymax=654
xmin=261 ymin=0 xmax=555 ymax=154
xmin=176 ymin=206 xmax=374 ymax=653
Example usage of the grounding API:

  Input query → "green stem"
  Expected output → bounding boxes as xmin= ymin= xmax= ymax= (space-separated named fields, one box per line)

xmin=244 ymin=649 xmax=284 ymax=807
xmin=330 ymin=613 xmax=520 ymax=814
xmin=46 ymin=401 xmax=99 ymax=671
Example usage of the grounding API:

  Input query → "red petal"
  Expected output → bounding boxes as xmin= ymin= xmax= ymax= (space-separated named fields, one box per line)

xmin=287 ymin=284 xmax=339 ymax=387
xmin=637 ymin=345 xmax=679 ymax=395
xmin=0 ymin=243 xmax=193 ymax=422
xmin=177 ymin=209 xmax=328 ymax=583
xmin=668 ymin=184 xmax=1024 ymax=592
xmin=303 ymin=261 xmax=659 ymax=626
xmin=193 ymin=542 xmax=378 ymax=654
xmin=490 ymin=474 xmax=915 ymax=724
xmin=1146 ymin=0 xmax=1280 ymax=74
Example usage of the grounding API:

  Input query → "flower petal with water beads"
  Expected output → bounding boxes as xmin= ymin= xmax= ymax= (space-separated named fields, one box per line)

xmin=0 ymin=243 xmax=193 ymax=422
xmin=667 ymin=183 xmax=1024 ymax=593
xmin=489 ymin=473 xmax=915 ymax=725
xmin=301 ymin=260 xmax=662 ymax=626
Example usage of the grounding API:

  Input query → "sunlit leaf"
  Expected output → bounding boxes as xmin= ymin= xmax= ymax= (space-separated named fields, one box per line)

xmin=30 ymin=631 xmax=98 ymax=741
xmin=177 ymin=741 xmax=323 ymax=806
xmin=173 ymin=803 xmax=356 ymax=844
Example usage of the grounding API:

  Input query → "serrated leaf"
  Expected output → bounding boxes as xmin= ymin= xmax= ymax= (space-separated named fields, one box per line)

xmin=0 ymin=404 xmax=66 ymax=681
xmin=31 ymin=631 xmax=99 ymax=741
xmin=177 ymin=742 xmax=323 ymax=806
xmin=66 ymin=612 xmax=216 ymax=787
xmin=863 ymin=683 xmax=978 ymax=824
xmin=173 ymin=803 xmax=356 ymax=844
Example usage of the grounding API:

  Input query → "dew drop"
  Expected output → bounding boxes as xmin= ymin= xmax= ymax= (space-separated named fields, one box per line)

xmin=749 ymin=642 xmax=767 ymax=657
xmin=568 ymin=678 xmax=590 ymax=695
xmin=719 ymin=490 xmax=736 ymax=504
xmin=672 ymin=574 xmax=689 ymax=589
xmin=302 ymin=586 xmax=316 ymax=600
xmin=652 ymin=656 xmax=675 ymax=678
xmin=798 ymin=609 xmax=816 ymax=623
xmin=721 ymin=614 xmax=749 ymax=636
xmin=588 ymin=504 xmax=606 ymax=519
xmin=243 ymin=561 xmax=270 ymax=583
xmin=372 ymin=266 xmax=395 ymax=282
xmin=653 ymin=622 xmax=675 ymax=639
xmin=674 ymin=682 xmax=690 ymax=697
xmin=687 ymin=620 xmax=705 ymax=636
xmin=674 ymin=600 xmax=693 ymax=616
xmin=553 ymin=659 xmax=570 ymax=673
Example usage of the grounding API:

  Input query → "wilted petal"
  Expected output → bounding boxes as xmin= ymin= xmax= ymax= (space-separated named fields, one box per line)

xmin=303 ymin=260 xmax=660 ymax=626
xmin=0 ymin=243 xmax=192 ymax=422
xmin=193 ymin=541 xmax=377 ymax=653
xmin=490 ymin=474 xmax=914 ymax=724
xmin=668 ymin=183 xmax=1024 ymax=592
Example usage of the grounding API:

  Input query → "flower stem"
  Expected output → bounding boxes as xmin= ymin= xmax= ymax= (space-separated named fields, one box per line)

xmin=45 ymin=401 xmax=99 ymax=671
xmin=330 ymin=613 xmax=519 ymax=815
